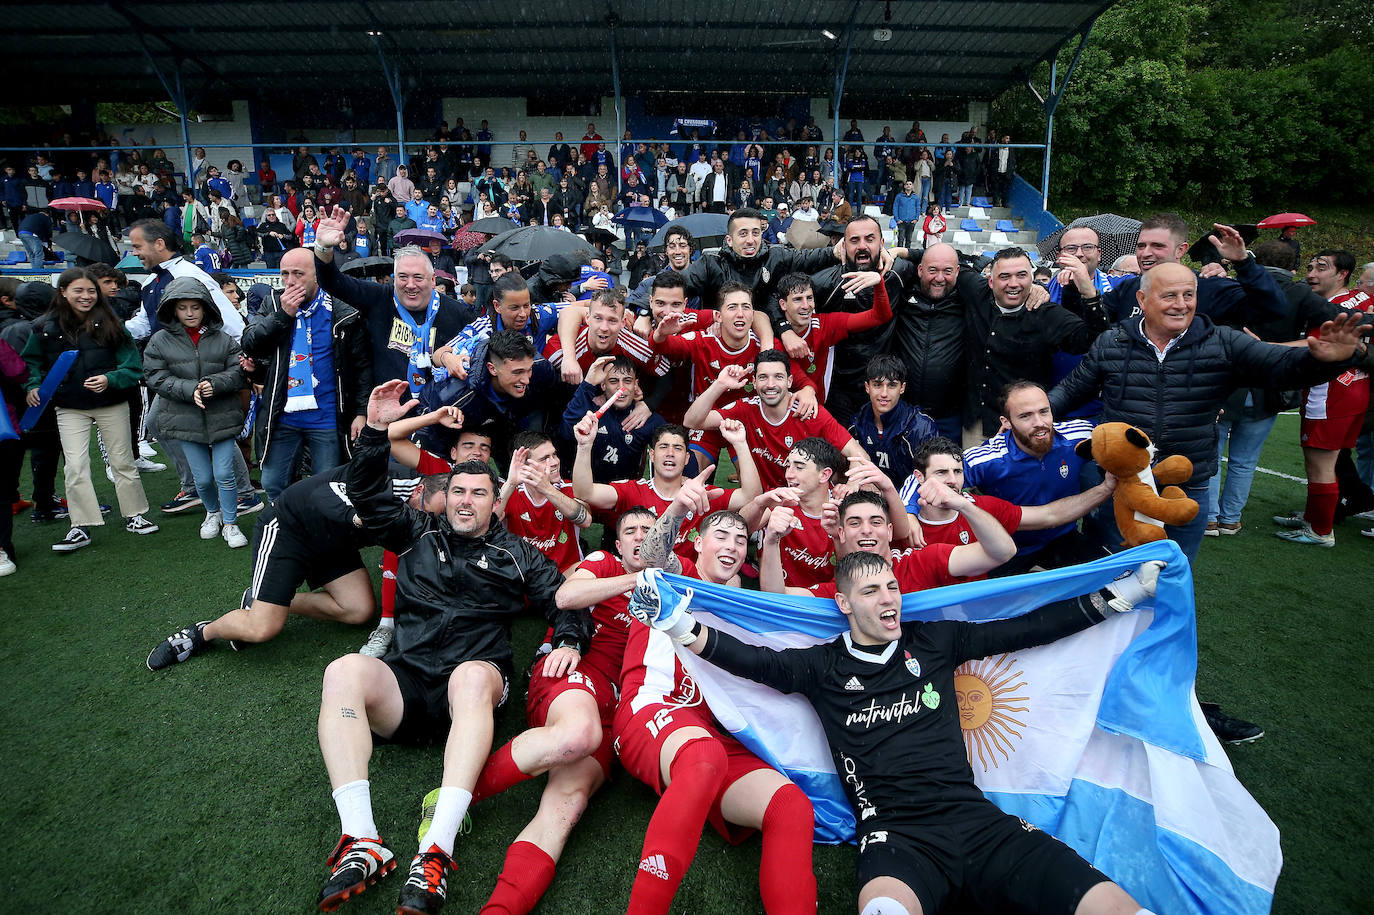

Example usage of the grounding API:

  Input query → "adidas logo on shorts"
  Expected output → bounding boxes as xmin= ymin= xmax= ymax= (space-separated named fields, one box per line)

xmin=638 ymin=853 xmax=670 ymax=880
xmin=844 ymin=676 xmax=864 ymax=691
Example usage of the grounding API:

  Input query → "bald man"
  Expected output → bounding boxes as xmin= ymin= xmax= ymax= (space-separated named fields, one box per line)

xmin=241 ymin=246 xmax=375 ymax=501
xmin=1050 ymin=261 xmax=1365 ymax=745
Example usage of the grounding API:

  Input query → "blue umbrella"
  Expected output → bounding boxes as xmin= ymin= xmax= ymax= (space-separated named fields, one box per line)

xmin=648 ymin=212 xmax=729 ymax=248
xmin=613 ymin=206 xmax=669 ymax=231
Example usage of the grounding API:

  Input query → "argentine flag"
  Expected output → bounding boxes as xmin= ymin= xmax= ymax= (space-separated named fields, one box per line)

xmin=650 ymin=540 xmax=1281 ymax=915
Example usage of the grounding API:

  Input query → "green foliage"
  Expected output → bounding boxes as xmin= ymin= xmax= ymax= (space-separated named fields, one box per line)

xmin=994 ymin=0 xmax=1374 ymax=208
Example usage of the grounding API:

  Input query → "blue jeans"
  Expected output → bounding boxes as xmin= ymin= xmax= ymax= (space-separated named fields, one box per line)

xmin=181 ymin=438 xmax=240 ymax=523
xmin=1094 ymin=480 xmax=1211 ymax=566
xmin=261 ymin=424 xmax=341 ymax=502
xmin=937 ymin=182 xmax=953 ymax=210
xmin=1206 ymin=412 xmax=1278 ymax=524
xmin=20 ymin=233 xmax=45 ymax=268
xmin=958 ymin=184 xmax=974 ymax=207
xmin=919 ymin=177 xmax=931 ymax=204
xmin=1357 ymin=430 xmax=1374 ymax=490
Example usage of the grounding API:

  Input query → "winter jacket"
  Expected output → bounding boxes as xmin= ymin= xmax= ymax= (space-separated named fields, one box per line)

xmin=1050 ymin=314 xmax=1356 ymax=485
xmin=893 ymin=192 xmax=921 ymax=223
xmin=22 ymin=312 xmax=141 ymax=411
xmin=216 ymin=223 xmax=255 ymax=266
xmin=1101 ymin=255 xmax=1287 ymax=329
xmin=141 ymin=277 xmax=246 ymax=444
xmin=0 ymin=282 xmax=50 ymax=353
xmin=889 ymin=268 xmax=987 ymax=419
xmin=847 ymin=399 xmax=939 ymax=487
xmin=256 ymin=218 xmax=297 ymax=254
xmin=240 ymin=286 xmax=373 ymax=461
xmin=347 ymin=425 xmax=591 ymax=680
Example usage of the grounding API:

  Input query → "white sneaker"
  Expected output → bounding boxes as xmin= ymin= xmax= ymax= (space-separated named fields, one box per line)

xmin=139 ymin=441 xmax=157 ymax=459
xmin=359 ymin=625 xmax=394 ymax=658
xmin=200 ymin=511 xmax=223 ymax=540
xmin=135 ymin=456 xmax=167 ymax=473
xmin=0 ymin=549 xmax=14 ymax=576
xmin=222 ymin=523 xmax=247 ymax=548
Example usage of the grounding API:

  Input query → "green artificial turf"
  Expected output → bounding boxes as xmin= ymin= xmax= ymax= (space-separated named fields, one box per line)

xmin=3 ymin=413 xmax=1371 ymax=913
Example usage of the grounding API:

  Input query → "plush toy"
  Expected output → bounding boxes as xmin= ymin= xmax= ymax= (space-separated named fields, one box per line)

xmin=1075 ymin=422 xmax=1199 ymax=547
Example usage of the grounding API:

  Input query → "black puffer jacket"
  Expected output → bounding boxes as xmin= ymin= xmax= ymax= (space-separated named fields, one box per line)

xmin=682 ymin=240 xmax=835 ymax=321
xmin=1049 ymin=314 xmax=1355 ymax=485
xmin=241 ymin=286 xmax=373 ymax=461
xmin=142 ymin=276 xmax=246 ymax=444
xmin=347 ymin=426 xmax=591 ymax=680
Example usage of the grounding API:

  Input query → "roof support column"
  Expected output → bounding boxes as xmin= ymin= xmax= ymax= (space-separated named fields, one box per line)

xmin=1027 ymin=15 xmax=1098 ymax=212
xmin=609 ymin=13 xmax=623 ymax=182
xmin=830 ymin=2 xmax=861 ymax=183
xmin=371 ymin=33 xmax=407 ymax=170
xmin=132 ymin=33 xmax=193 ymax=193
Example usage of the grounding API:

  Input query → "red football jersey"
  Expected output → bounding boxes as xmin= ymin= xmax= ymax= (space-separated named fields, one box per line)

xmin=1305 ymin=290 xmax=1371 ymax=420
xmin=776 ymin=506 xmax=836 ymax=589
xmin=543 ymin=325 xmax=669 ymax=377
xmin=606 ymin=478 xmax=736 ymax=560
xmin=655 ymin=329 xmax=760 ymax=407
xmin=567 ymin=549 xmax=641 ymax=686
xmin=503 ymin=481 xmax=584 ymax=571
xmin=618 ymin=557 xmax=702 ymax=717
xmin=787 ymin=281 xmax=891 ymax=398
xmin=716 ymin=396 xmax=854 ymax=490
xmin=416 ymin=450 xmax=451 ymax=475
xmin=809 ymin=543 xmax=959 ymax=598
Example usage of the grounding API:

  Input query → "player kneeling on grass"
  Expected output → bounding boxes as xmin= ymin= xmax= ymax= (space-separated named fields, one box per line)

xmin=313 ymin=380 xmax=590 ymax=914
xmin=460 ymin=507 xmax=658 ymax=914
xmin=628 ymin=552 xmax=1167 ymax=915
xmin=144 ymin=465 xmax=446 ymax=671
xmin=611 ymin=471 xmax=817 ymax=915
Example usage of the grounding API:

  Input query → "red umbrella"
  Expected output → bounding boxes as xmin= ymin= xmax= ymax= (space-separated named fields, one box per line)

xmin=1256 ymin=212 xmax=1316 ymax=229
xmin=451 ymin=225 xmax=486 ymax=252
xmin=49 ymin=196 xmax=108 ymax=212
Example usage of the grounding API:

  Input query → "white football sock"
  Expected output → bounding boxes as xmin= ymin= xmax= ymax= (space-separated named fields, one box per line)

xmin=332 ymin=779 xmax=377 ymax=839
xmin=418 ymin=786 xmax=472 ymax=856
xmin=861 ymin=898 xmax=911 ymax=915
xmin=379 ymin=617 xmax=395 ymax=630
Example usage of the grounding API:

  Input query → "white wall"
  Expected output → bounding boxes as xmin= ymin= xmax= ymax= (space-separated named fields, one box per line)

xmin=440 ymin=97 xmax=618 ymax=168
xmin=104 ymin=99 xmax=257 ymax=177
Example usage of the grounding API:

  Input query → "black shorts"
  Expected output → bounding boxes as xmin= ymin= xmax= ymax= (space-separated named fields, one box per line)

xmin=245 ymin=509 xmax=364 ymax=608
xmin=856 ymin=806 xmax=1109 ymax=915
xmin=380 ymin=658 xmax=512 ymax=746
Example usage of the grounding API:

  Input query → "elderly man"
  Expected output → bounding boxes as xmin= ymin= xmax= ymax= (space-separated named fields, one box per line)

xmin=241 ymin=247 xmax=373 ymax=501
xmin=1051 ymin=261 xmax=1367 ymax=744
xmin=312 ymin=205 xmax=475 ymax=399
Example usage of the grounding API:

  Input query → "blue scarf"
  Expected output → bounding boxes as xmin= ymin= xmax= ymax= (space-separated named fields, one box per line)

xmin=284 ymin=288 xmax=331 ymax=413
xmin=396 ymin=287 xmax=442 ymax=397
xmin=302 ymin=220 xmax=316 ymax=246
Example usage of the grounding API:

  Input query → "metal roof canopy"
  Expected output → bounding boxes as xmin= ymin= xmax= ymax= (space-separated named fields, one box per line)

xmin=12 ymin=1 xmax=1111 ymax=103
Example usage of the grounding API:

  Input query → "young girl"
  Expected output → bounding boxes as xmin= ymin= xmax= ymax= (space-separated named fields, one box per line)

xmin=142 ymin=277 xmax=248 ymax=548
xmin=296 ymin=201 xmax=319 ymax=246
xmin=922 ymin=203 xmax=946 ymax=247
xmin=22 ymin=267 xmax=157 ymax=552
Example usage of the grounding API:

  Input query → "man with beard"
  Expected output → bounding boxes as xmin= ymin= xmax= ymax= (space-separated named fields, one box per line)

xmin=904 ymin=430 xmax=1115 ymax=579
xmin=800 ymin=215 xmax=920 ymax=423
xmin=963 ymin=382 xmax=1108 ymax=575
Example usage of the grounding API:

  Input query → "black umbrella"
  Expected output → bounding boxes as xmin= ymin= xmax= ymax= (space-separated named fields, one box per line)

xmin=648 ymin=212 xmax=729 ymax=248
xmin=476 ymin=226 xmax=599 ymax=263
xmin=54 ymin=232 xmax=117 ymax=266
xmin=581 ymin=227 xmax=620 ymax=247
xmin=1038 ymin=214 xmax=1141 ymax=268
xmin=1188 ymin=225 xmax=1259 ymax=266
xmin=814 ymin=220 xmax=849 ymax=238
xmin=467 ymin=216 xmax=519 ymax=235
xmin=341 ymin=255 xmax=395 ymax=278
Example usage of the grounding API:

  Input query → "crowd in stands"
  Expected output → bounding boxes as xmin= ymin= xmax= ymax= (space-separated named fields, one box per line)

xmin=4 ymin=118 xmax=1373 ymax=915
xmin=3 ymin=117 xmax=1020 ymax=272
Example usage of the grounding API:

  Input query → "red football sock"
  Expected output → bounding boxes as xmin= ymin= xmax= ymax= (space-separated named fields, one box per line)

xmin=758 ymin=784 xmax=816 ymax=914
xmin=627 ymin=736 xmax=727 ymax=915
xmin=480 ymin=841 xmax=557 ymax=915
xmin=1306 ymin=480 xmax=1340 ymax=536
xmin=472 ymin=740 xmax=532 ymax=803
xmin=380 ymin=550 xmax=398 ymax=621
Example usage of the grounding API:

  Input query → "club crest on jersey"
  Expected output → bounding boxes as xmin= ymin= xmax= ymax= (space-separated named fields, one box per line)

xmin=959 ymin=530 xmax=970 ymax=544
xmin=760 ymin=267 xmax=771 ymax=283
xmin=625 ymin=434 xmax=634 ymax=443
xmin=475 ymin=554 xmax=489 ymax=569
xmin=555 ymin=510 xmax=564 ymax=521
xmin=784 ymin=435 xmax=794 ymax=447
xmin=904 ymin=650 xmax=921 ymax=678
xmin=1059 ymin=462 xmax=1069 ymax=479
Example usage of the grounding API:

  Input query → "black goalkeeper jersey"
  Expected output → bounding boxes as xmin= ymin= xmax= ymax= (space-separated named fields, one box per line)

xmin=698 ymin=596 xmax=1104 ymax=825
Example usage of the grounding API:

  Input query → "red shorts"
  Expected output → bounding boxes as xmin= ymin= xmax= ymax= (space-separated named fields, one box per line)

xmin=611 ymin=701 xmax=772 ymax=844
xmin=526 ymin=659 xmax=618 ymax=778
xmin=1300 ymin=412 xmax=1363 ymax=450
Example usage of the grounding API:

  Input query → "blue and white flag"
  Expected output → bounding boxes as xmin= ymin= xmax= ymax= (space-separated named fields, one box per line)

xmin=654 ymin=540 xmax=1281 ymax=915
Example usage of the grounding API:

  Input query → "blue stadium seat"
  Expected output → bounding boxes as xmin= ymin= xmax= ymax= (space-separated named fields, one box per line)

xmin=973 ymin=196 xmax=992 ymax=208
xmin=242 ymin=217 xmax=258 ymax=228
xmin=995 ymin=219 xmax=1016 ymax=232
xmin=959 ymin=218 xmax=980 ymax=231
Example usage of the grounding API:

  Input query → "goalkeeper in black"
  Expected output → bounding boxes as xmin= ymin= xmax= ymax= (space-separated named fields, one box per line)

xmin=627 ymin=550 xmax=1165 ymax=915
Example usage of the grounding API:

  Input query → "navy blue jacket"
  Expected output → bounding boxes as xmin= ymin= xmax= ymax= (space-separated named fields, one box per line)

xmin=847 ymin=400 xmax=939 ymax=488
xmin=1102 ymin=255 xmax=1286 ymax=329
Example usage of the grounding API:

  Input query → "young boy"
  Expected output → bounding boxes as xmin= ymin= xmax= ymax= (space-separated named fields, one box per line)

xmin=559 ymin=354 xmax=666 ymax=483
xmin=847 ymin=354 xmax=939 ymax=488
